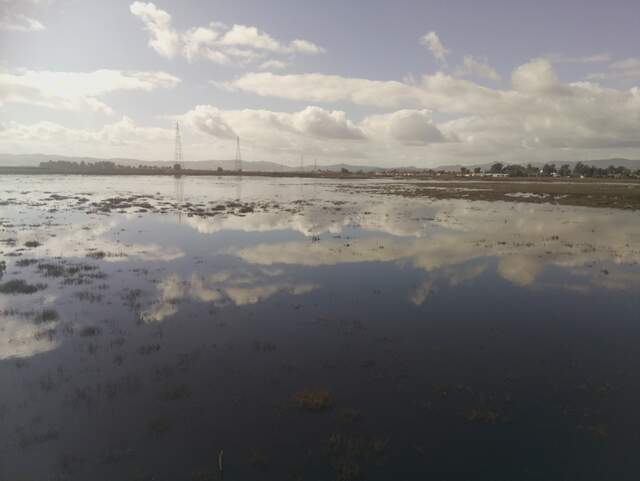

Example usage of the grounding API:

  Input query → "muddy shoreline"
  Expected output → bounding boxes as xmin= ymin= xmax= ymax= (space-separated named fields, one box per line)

xmin=3 ymin=167 xmax=640 ymax=210
xmin=342 ymin=179 xmax=640 ymax=210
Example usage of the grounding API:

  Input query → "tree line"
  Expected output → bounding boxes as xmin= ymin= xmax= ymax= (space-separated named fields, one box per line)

xmin=459 ymin=162 xmax=640 ymax=178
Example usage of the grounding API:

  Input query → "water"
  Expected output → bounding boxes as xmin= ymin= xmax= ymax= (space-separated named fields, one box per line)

xmin=1 ymin=175 xmax=639 ymax=480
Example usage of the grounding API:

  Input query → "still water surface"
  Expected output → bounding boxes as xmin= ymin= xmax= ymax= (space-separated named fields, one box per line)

xmin=1 ymin=176 xmax=639 ymax=480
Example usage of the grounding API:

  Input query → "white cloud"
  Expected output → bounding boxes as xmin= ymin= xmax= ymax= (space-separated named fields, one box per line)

xmin=511 ymin=57 xmax=568 ymax=94
xmin=230 ymin=71 xmax=503 ymax=113
xmin=420 ymin=31 xmax=450 ymax=63
xmin=130 ymin=1 xmax=181 ymax=58
xmin=362 ymin=110 xmax=447 ymax=145
xmin=589 ymin=58 xmax=640 ymax=83
xmin=259 ymin=59 xmax=288 ymax=71
xmin=130 ymin=2 xmax=324 ymax=66
xmin=455 ymin=55 xmax=501 ymax=82
xmin=0 ymin=0 xmax=49 ymax=32
xmin=0 ymin=68 xmax=180 ymax=114
xmin=548 ymin=52 xmax=611 ymax=64
xmin=291 ymin=106 xmax=365 ymax=140
xmin=183 ymin=104 xmax=365 ymax=143
xmin=0 ymin=116 xmax=175 ymax=157
xmin=183 ymin=105 xmax=237 ymax=139
xmin=229 ymin=58 xmax=640 ymax=158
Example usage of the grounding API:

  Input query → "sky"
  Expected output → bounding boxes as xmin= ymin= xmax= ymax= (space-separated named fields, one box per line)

xmin=1 ymin=0 xmax=640 ymax=168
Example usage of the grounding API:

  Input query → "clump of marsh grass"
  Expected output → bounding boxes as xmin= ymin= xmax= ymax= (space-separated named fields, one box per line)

xmin=0 ymin=279 xmax=46 ymax=294
xmin=34 ymin=309 xmax=59 ymax=324
xmin=293 ymin=389 xmax=334 ymax=411
xmin=159 ymin=384 xmax=191 ymax=401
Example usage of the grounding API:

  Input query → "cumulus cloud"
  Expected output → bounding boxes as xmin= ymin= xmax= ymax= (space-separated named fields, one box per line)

xmin=0 ymin=68 xmax=180 ymax=114
xmin=230 ymin=71 xmax=503 ymax=113
xmin=130 ymin=1 xmax=181 ymax=58
xmin=182 ymin=104 xmax=366 ymax=144
xmin=183 ymin=105 xmax=237 ymax=139
xmin=229 ymin=58 xmax=640 ymax=157
xmin=511 ymin=57 xmax=569 ymax=94
xmin=130 ymin=2 xmax=324 ymax=66
xmin=362 ymin=110 xmax=447 ymax=145
xmin=0 ymin=116 xmax=176 ymax=159
xmin=420 ymin=31 xmax=450 ymax=63
xmin=455 ymin=55 xmax=501 ymax=82
xmin=292 ymin=106 xmax=365 ymax=140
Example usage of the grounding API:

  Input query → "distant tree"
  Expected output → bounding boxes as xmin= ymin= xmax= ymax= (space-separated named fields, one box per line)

xmin=460 ymin=167 xmax=470 ymax=175
xmin=559 ymin=164 xmax=571 ymax=177
xmin=217 ymin=167 xmax=223 ymax=172
xmin=473 ymin=167 xmax=481 ymax=174
xmin=490 ymin=162 xmax=504 ymax=173
xmin=504 ymin=164 xmax=526 ymax=177
xmin=573 ymin=162 xmax=589 ymax=176
xmin=340 ymin=168 xmax=350 ymax=174
xmin=542 ymin=163 xmax=557 ymax=176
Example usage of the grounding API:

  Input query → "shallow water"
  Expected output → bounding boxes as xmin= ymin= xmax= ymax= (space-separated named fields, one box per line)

xmin=1 ymin=175 xmax=639 ymax=480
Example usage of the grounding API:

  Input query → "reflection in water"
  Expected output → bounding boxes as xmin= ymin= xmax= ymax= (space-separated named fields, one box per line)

xmin=0 ymin=176 xmax=639 ymax=480
xmin=174 ymin=176 xmax=184 ymax=224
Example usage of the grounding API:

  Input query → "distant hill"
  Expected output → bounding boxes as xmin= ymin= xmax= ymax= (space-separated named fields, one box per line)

xmin=0 ymin=153 xmax=385 ymax=173
xmin=3 ymin=153 xmax=638 ymax=173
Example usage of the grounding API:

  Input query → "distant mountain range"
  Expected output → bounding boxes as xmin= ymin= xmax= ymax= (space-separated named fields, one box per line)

xmin=0 ymin=153 xmax=385 ymax=173
xmin=1 ymin=153 xmax=639 ymax=173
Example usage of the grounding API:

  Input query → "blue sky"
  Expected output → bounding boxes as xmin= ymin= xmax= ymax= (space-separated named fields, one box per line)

xmin=1 ymin=0 xmax=640 ymax=167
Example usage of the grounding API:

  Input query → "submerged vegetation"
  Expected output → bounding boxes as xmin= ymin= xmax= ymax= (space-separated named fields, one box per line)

xmin=293 ymin=389 xmax=335 ymax=411
xmin=0 ymin=279 xmax=46 ymax=294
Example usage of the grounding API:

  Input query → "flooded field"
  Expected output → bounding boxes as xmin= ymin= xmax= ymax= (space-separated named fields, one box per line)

xmin=1 ymin=175 xmax=639 ymax=481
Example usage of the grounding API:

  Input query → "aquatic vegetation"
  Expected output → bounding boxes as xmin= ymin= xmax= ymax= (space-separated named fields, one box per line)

xmin=37 ymin=262 xmax=66 ymax=277
xmin=159 ymin=384 xmax=192 ymax=401
xmin=147 ymin=416 xmax=171 ymax=438
xmin=249 ymin=448 xmax=270 ymax=470
xmin=432 ymin=383 xmax=467 ymax=396
xmin=73 ymin=290 xmax=104 ymax=302
xmin=17 ymin=427 xmax=59 ymax=449
xmin=334 ymin=460 xmax=362 ymax=481
xmin=191 ymin=469 xmax=219 ymax=481
xmin=327 ymin=433 xmax=389 ymax=460
xmin=588 ymin=424 xmax=609 ymax=441
xmin=24 ymin=240 xmax=41 ymax=248
xmin=327 ymin=433 xmax=389 ymax=480
xmin=337 ymin=408 xmax=362 ymax=425
xmin=0 ymin=279 xmax=46 ymax=294
xmin=293 ymin=389 xmax=334 ymax=411
xmin=464 ymin=408 xmax=510 ymax=424
xmin=34 ymin=309 xmax=59 ymax=324
xmin=86 ymin=250 xmax=106 ymax=259
xmin=138 ymin=343 xmax=161 ymax=355
xmin=15 ymin=258 xmax=38 ymax=267
xmin=253 ymin=340 xmax=277 ymax=352
xmin=78 ymin=326 xmax=101 ymax=337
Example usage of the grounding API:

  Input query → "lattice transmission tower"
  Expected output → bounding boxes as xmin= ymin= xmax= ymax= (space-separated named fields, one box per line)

xmin=174 ymin=121 xmax=183 ymax=169
xmin=235 ymin=136 xmax=242 ymax=172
